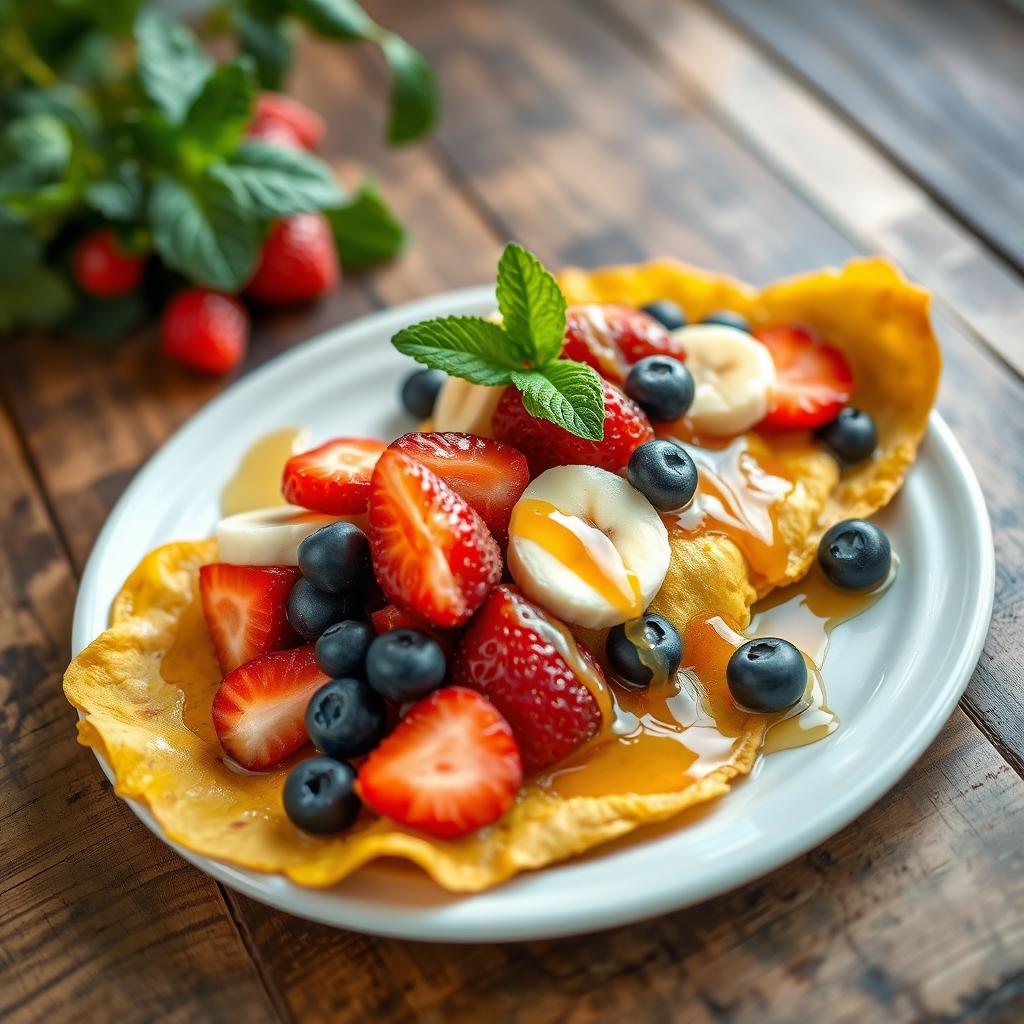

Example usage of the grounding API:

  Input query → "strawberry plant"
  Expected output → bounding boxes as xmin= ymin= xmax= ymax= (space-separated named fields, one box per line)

xmin=0 ymin=0 xmax=437 ymax=347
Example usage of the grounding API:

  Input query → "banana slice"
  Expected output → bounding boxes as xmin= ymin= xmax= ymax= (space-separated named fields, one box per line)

xmin=507 ymin=466 xmax=671 ymax=629
xmin=432 ymin=376 xmax=506 ymax=436
xmin=673 ymin=325 xmax=775 ymax=435
xmin=216 ymin=505 xmax=362 ymax=565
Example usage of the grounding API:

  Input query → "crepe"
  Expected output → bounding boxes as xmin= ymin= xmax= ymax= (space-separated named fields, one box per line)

xmin=64 ymin=258 xmax=939 ymax=891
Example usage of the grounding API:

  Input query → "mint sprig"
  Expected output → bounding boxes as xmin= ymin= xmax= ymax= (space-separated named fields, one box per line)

xmin=392 ymin=243 xmax=605 ymax=441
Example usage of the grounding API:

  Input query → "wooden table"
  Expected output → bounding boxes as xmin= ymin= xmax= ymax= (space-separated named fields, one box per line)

xmin=4 ymin=1 xmax=1023 ymax=1020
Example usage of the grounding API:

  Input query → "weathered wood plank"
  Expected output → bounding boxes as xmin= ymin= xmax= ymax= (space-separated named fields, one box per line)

xmin=711 ymin=0 xmax=1024 ymax=275
xmin=0 ymin=406 xmax=280 ymax=1024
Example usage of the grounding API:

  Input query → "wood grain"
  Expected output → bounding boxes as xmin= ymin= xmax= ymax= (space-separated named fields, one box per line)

xmin=712 ymin=0 xmax=1024 ymax=274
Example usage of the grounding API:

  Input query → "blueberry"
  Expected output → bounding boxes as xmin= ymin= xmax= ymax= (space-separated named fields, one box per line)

xmin=315 ymin=619 xmax=375 ymax=678
xmin=624 ymin=356 xmax=695 ymax=422
xmin=298 ymin=521 xmax=371 ymax=594
xmin=305 ymin=678 xmax=386 ymax=760
xmin=727 ymin=638 xmax=806 ymax=712
xmin=283 ymin=756 xmax=360 ymax=834
xmin=627 ymin=439 xmax=699 ymax=512
xmin=816 ymin=407 xmax=878 ymax=464
xmin=818 ymin=519 xmax=891 ymax=591
xmin=286 ymin=578 xmax=360 ymax=642
xmin=366 ymin=629 xmax=446 ymax=702
xmin=701 ymin=309 xmax=750 ymax=333
xmin=606 ymin=614 xmax=683 ymax=690
xmin=401 ymin=368 xmax=445 ymax=419
xmin=641 ymin=299 xmax=687 ymax=331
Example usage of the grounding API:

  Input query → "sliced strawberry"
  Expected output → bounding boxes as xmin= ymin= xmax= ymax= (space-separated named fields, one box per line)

xmin=368 ymin=449 xmax=502 ymax=627
xmin=491 ymin=378 xmax=654 ymax=476
xmin=389 ymin=432 xmax=529 ymax=539
xmin=282 ymin=437 xmax=387 ymax=515
xmin=755 ymin=324 xmax=854 ymax=430
xmin=199 ymin=563 xmax=300 ymax=674
xmin=357 ymin=686 xmax=522 ymax=838
xmin=212 ymin=644 xmax=327 ymax=770
xmin=371 ymin=603 xmax=458 ymax=658
xmin=249 ymin=92 xmax=325 ymax=150
xmin=453 ymin=585 xmax=604 ymax=773
xmin=562 ymin=304 xmax=685 ymax=384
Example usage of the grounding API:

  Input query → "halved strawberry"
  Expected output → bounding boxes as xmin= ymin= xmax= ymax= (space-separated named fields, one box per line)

xmin=388 ymin=432 xmax=529 ymax=539
xmin=368 ymin=449 xmax=502 ymax=627
xmin=357 ymin=686 xmax=522 ymax=838
xmin=199 ymin=563 xmax=300 ymax=674
xmin=282 ymin=437 xmax=387 ymax=515
xmin=755 ymin=324 xmax=853 ymax=430
xmin=491 ymin=377 xmax=654 ymax=476
xmin=371 ymin=603 xmax=458 ymax=658
xmin=562 ymin=304 xmax=685 ymax=384
xmin=453 ymin=585 xmax=604 ymax=773
xmin=212 ymin=644 xmax=328 ymax=770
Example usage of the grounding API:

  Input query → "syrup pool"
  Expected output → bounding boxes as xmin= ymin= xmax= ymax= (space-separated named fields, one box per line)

xmin=220 ymin=427 xmax=309 ymax=516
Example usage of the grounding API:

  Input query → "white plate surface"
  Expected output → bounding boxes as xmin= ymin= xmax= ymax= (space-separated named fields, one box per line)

xmin=73 ymin=286 xmax=994 ymax=942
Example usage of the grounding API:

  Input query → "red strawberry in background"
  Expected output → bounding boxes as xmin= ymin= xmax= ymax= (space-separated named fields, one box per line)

xmin=247 ymin=213 xmax=340 ymax=305
xmin=755 ymin=324 xmax=854 ymax=430
xmin=368 ymin=448 xmax=502 ymax=628
xmin=72 ymin=230 xmax=145 ymax=297
xmin=454 ymin=585 xmax=604 ymax=773
xmin=357 ymin=686 xmax=522 ymax=838
xmin=162 ymin=289 xmax=249 ymax=374
xmin=388 ymin=432 xmax=529 ymax=540
xmin=248 ymin=92 xmax=326 ymax=151
xmin=492 ymin=378 xmax=654 ymax=476
xmin=282 ymin=437 xmax=387 ymax=515
xmin=562 ymin=304 xmax=685 ymax=384
xmin=212 ymin=644 xmax=327 ymax=770
xmin=199 ymin=563 xmax=301 ymax=674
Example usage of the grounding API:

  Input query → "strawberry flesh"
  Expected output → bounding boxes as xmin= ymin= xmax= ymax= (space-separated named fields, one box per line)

xmin=371 ymin=603 xmax=458 ymax=657
xmin=491 ymin=378 xmax=654 ymax=476
xmin=282 ymin=437 xmax=387 ymax=515
xmin=454 ymin=585 xmax=604 ymax=773
xmin=755 ymin=324 xmax=854 ymax=430
xmin=357 ymin=686 xmax=522 ymax=838
xmin=199 ymin=563 xmax=300 ymax=674
xmin=212 ymin=644 xmax=328 ymax=770
xmin=388 ymin=431 xmax=529 ymax=539
xmin=368 ymin=449 xmax=502 ymax=627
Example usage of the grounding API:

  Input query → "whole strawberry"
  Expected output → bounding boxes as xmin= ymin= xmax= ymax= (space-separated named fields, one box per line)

xmin=162 ymin=289 xmax=249 ymax=374
xmin=72 ymin=230 xmax=145 ymax=297
xmin=454 ymin=585 xmax=604 ymax=773
xmin=492 ymin=378 xmax=654 ymax=476
xmin=247 ymin=213 xmax=340 ymax=305
xmin=248 ymin=92 xmax=326 ymax=151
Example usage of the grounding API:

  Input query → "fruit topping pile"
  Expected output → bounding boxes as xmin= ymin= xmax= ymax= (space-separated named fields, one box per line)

xmin=199 ymin=244 xmax=894 ymax=842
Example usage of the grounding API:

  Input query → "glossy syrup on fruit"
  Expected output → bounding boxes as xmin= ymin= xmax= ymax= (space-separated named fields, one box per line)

xmin=221 ymin=427 xmax=309 ymax=515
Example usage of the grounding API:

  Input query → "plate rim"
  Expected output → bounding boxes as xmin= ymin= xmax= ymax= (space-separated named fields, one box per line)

xmin=71 ymin=287 xmax=995 ymax=942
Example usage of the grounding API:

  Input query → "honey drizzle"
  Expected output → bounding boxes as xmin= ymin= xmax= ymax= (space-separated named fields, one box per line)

xmin=510 ymin=499 xmax=644 ymax=619
xmin=220 ymin=427 xmax=309 ymax=516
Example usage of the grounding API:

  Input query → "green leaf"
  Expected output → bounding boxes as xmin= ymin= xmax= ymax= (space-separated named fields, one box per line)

xmin=9 ymin=85 xmax=99 ymax=140
xmin=289 ymin=0 xmax=376 ymax=40
xmin=149 ymin=176 xmax=262 ymax=291
xmin=85 ymin=162 xmax=145 ymax=222
xmin=0 ymin=265 xmax=74 ymax=333
xmin=0 ymin=114 xmax=71 ymax=192
xmin=511 ymin=361 xmax=605 ymax=441
xmin=135 ymin=9 xmax=213 ymax=124
xmin=0 ymin=212 xmax=42 ymax=284
xmin=325 ymin=181 xmax=405 ymax=267
xmin=236 ymin=11 xmax=294 ymax=90
xmin=209 ymin=141 xmax=344 ymax=217
xmin=181 ymin=59 xmax=257 ymax=157
xmin=67 ymin=292 xmax=149 ymax=342
xmin=392 ymin=317 xmax=517 ymax=386
xmin=380 ymin=34 xmax=438 ymax=145
xmin=496 ymin=241 xmax=566 ymax=366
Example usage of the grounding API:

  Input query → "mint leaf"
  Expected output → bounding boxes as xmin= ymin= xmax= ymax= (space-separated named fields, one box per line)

xmin=380 ymin=35 xmax=439 ymax=145
xmin=511 ymin=361 xmax=605 ymax=441
xmin=0 ymin=265 xmax=74 ymax=333
xmin=496 ymin=241 xmax=566 ymax=366
xmin=210 ymin=141 xmax=343 ymax=217
xmin=0 ymin=212 xmax=42 ymax=284
xmin=149 ymin=176 xmax=262 ymax=291
xmin=85 ymin=162 xmax=145 ymax=222
xmin=236 ymin=11 xmax=294 ymax=90
xmin=135 ymin=9 xmax=212 ymax=124
xmin=325 ymin=181 xmax=406 ymax=266
xmin=392 ymin=317 xmax=517 ymax=386
xmin=290 ymin=0 xmax=376 ymax=40
xmin=181 ymin=59 xmax=257 ymax=157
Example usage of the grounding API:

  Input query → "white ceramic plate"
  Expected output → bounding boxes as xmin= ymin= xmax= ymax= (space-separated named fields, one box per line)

xmin=73 ymin=286 xmax=994 ymax=942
